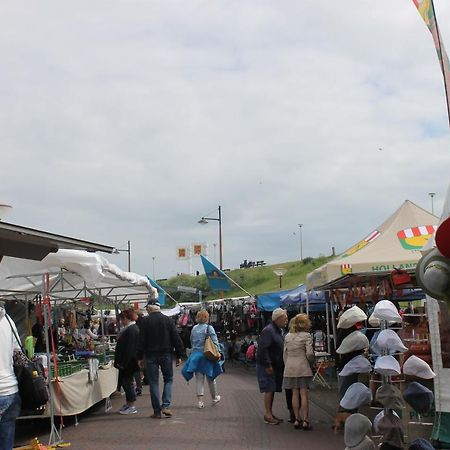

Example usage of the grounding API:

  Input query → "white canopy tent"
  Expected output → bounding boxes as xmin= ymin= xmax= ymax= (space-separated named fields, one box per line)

xmin=306 ymin=200 xmax=439 ymax=289
xmin=0 ymin=249 xmax=157 ymax=304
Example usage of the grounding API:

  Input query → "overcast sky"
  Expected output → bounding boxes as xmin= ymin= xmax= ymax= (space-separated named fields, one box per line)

xmin=1 ymin=1 xmax=450 ymax=279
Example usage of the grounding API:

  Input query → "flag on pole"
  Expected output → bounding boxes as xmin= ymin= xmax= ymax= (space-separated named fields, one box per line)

xmin=412 ymin=0 xmax=450 ymax=125
xmin=200 ymin=255 xmax=231 ymax=291
xmin=146 ymin=276 xmax=166 ymax=306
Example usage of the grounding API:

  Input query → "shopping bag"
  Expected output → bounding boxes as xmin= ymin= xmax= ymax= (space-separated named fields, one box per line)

xmin=203 ymin=326 xmax=220 ymax=362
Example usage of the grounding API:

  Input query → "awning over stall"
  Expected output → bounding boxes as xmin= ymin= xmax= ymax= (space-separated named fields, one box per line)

xmin=306 ymin=200 xmax=439 ymax=289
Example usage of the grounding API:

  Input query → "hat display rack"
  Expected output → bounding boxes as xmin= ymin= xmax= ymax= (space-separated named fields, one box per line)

xmin=341 ymin=300 xmax=437 ymax=446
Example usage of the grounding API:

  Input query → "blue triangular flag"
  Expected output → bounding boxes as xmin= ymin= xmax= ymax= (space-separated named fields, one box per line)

xmin=146 ymin=276 xmax=166 ymax=306
xmin=200 ymin=255 xmax=231 ymax=291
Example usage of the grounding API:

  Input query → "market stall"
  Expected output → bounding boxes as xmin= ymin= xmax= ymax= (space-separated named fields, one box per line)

xmin=0 ymin=249 xmax=157 ymax=444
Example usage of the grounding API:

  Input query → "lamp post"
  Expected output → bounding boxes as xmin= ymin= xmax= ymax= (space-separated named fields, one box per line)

xmin=298 ymin=224 xmax=303 ymax=262
xmin=115 ymin=240 xmax=131 ymax=272
xmin=429 ymin=193 xmax=436 ymax=215
xmin=152 ymin=256 xmax=156 ymax=279
xmin=273 ymin=268 xmax=287 ymax=289
xmin=198 ymin=205 xmax=223 ymax=270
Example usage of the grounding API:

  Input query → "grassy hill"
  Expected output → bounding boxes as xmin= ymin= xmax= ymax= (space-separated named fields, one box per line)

xmin=159 ymin=255 xmax=333 ymax=304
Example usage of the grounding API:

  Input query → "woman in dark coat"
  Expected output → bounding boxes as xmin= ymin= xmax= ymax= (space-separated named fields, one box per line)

xmin=114 ymin=309 xmax=140 ymax=415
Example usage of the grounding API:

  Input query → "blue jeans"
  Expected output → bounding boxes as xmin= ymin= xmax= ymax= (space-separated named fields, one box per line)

xmin=0 ymin=392 xmax=21 ymax=450
xmin=146 ymin=355 xmax=173 ymax=414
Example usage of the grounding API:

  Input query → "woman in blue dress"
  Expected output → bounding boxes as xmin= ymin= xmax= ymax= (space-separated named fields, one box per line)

xmin=182 ymin=310 xmax=223 ymax=408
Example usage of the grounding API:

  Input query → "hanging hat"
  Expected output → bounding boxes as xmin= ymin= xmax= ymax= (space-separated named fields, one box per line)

xmin=337 ymin=331 xmax=369 ymax=354
xmin=403 ymin=355 xmax=436 ymax=379
xmin=371 ymin=300 xmax=402 ymax=323
xmin=373 ymin=410 xmax=400 ymax=434
xmin=368 ymin=315 xmax=397 ymax=327
xmin=338 ymin=305 xmax=367 ymax=329
xmin=416 ymin=248 xmax=450 ymax=301
xmin=403 ymin=382 xmax=434 ymax=414
xmin=408 ymin=437 xmax=436 ymax=450
xmin=436 ymin=216 xmax=450 ymax=258
xmin=376 ymin=384 xmax=405 ymax=410
xmin=375 ymin=329 xmax=408 ymax=353
xmin=374 ymin=355 xmax=401 ymax=376
xmin=340 ymin=354 xmax=372 ymax=377
xmin=344 ymin=413 xmax=373 ymax=448
xmin=376 ymin=410 xmax=405 ymax=449
xmin=340 ymin=382 xmax=372 ymax=410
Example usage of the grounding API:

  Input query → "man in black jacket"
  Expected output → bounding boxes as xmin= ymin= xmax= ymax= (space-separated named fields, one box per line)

xmin=137 ymin=301 xmax=184 ymax=419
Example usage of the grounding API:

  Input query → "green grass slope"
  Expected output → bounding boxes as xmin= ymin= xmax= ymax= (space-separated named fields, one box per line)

xmin=159 ymin=256 xmax=333 ymax=304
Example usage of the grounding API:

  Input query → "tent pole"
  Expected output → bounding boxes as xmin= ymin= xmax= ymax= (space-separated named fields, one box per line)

xmin=325 ymin=301 xmax=331 ymax=354
xmin=43 ymin=274 xmax=62 ymax=446
xmin=328 ymin=292 xmax=338 ymax=353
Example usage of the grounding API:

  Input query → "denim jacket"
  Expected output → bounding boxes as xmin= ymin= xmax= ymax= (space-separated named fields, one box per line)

xmin=190 ymin=323 xmax=219 ymax=353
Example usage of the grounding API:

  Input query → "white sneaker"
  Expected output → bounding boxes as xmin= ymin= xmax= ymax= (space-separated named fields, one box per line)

xmin=198 ymin=401 xmax=204 ymax=409
xmin=119 ymin=406 xmax=138 ymax=415
xmin=212 ymin=395 xmax=221 ymax=405
xmin=119 ymin=404 xmax=128 ymax=412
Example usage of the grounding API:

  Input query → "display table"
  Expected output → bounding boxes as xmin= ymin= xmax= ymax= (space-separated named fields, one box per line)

xmin=46 ymin=361 xmax=118 ymax=416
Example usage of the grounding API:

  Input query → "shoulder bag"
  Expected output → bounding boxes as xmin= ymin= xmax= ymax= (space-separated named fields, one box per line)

xmin=203 ymin=325 xmax=220 ymax=362
xmin=6 ymin=315 xmax=49 ymax=410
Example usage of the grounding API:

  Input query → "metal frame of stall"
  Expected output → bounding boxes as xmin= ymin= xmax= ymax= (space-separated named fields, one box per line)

xmin=0 ymin=269 xmax=151 ymax=446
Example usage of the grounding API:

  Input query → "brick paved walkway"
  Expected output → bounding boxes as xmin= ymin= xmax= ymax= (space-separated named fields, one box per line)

xmin=16 ymin=366 xmax=344 ymax=450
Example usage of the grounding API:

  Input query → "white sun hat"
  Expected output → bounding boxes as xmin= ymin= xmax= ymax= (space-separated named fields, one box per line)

xmin=371 ymin=300 xmax=402 ymax=323
xmin=340 ymin=354 xmax=372 ymax=377
xmin=340 ymin=382 xmax=372 ymax=411
xmin=374 ymin=355 xmax=401 ymax=376
xmin=403 ymin=355 xmax=436 ymax=379
xmin=368 ymin=315 xmax=398 ymax=327
xmin=337 ymin=305 xmax=367 ymax=329
xmin=337 ymin=331 xmax=369 ymax=355
xmin=375 ymin=329 xmax=408 ymax=353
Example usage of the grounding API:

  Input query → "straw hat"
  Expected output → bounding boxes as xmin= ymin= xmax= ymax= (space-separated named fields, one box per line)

xmin=337 ymin=305 xmax=367 ymax=329
xmin=416 ymin=247 xmax=450 ymax=301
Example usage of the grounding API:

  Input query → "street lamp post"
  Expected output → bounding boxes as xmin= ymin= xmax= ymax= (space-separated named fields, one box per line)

xmin=152 ymin=256 xmax=156 ymax=279
xmin=298 ymin=224 xmax=303 ymax=262
xmin=429 ymin=193 xmax=436 ymax=215
xmin=273 ymin=268 xmax=287 ymax=289
xmin=115 ymin=240 xmax=131 ymax=272
xmin=198 ymin=205 xmax=223 ymax=270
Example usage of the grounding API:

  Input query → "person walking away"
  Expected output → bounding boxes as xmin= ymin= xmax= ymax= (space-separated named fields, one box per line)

xmin=182 ymin=310 xmax=222 ymax=408
xmin=283 ymin=313 xmax=314 ymax=430
xmin=0 ymin=302 xmax=21 ymax=450
xmin=137 ymin=301 xmax=184 ymax=419
xmin=256 ymin=308 xmax=288 ymax=425
xmin=114 ymin=309 xmax=140 ymax=415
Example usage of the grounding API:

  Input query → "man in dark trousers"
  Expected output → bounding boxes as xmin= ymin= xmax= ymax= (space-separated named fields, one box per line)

xmin=137 ymin=301 xmax=184 ymax=419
